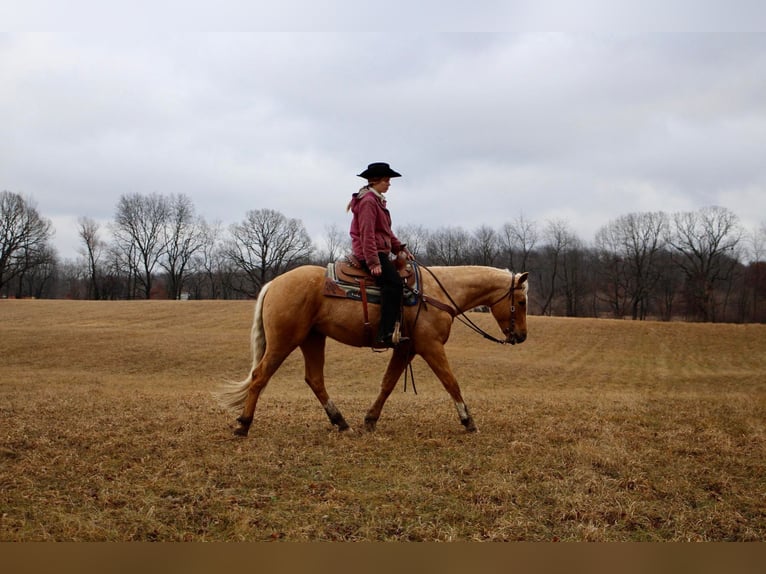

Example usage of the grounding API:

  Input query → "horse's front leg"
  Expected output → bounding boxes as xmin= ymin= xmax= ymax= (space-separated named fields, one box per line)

xmin=420 ymin=343 xmax=477 ymax=432
xmin=364 ymin=346 xmax=413 ymax=431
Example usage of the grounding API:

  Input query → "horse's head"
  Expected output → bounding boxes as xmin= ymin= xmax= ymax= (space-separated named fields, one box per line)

xmin=489 ymin=271 xmax=529 ymax=345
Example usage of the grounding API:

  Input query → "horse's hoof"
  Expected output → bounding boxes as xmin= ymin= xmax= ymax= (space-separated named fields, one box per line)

xmin=364 ymin=420 xmax=377 ymax=432
xmin=462 ymin=419 xmax=478 ymax=433
xmin=233 ymin=426 xmax=249 ymax=437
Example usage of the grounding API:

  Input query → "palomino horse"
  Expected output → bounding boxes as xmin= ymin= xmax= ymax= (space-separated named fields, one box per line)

xmin=216 ymin=264 xmax=529 ymax=436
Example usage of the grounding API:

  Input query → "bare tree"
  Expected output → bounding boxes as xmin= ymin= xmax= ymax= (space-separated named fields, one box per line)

xmin=743 ymin=222 xmax=765 ymax=265
xmin=112 ymin=193 xmax=169 ymax=299
xmin=315 ymin=223 xmax=350 ymax=263
xmin=226 ymin=208 xmax=313 ymax=296
xmin=653 ymin=249 xmax=685 ymax=321
xmin=14 ymin=243 xmax=57 ymax=298
xmin=667 ymin=206 xmax=741 ymax=321
xmin=1 ymin=191 xmax=54 ymax=295
xmin=537 ymin=219 xmax=576 ymax=316
xmin=98 ymin=244 xmax=128 ymax=300
xmin=560 ymin=232 xmax=588 ymax=317
xmin=745 ymin=222 xmax=766 ymax=321
xmin=471 ymin=225 xmax=499 ymax=266
xmin=394 ymin=223 xmax=429 ymax=260
xmin=187 ymin=220 xmax=224 ymax=299
xmin=161 ymin=193 xmax=206 ymax=299
xmin=77 ymin=216 xmax=105 ymax=299
xmin=56 ymin=259 xmax=87 ymax=299
xmin=744 ymin=222 xmax=766 ymax=316
xmin=499 ymin=214 xmax=538 ymax=272
xmin=595 ymin=220 xmax=630 ymax=317
xmin=595 ymin=212 xmax=668 ymax=320
xmin=425 ymin=226 xmax=471 ymax=265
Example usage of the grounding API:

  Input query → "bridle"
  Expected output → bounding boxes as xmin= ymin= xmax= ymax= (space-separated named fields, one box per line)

xmin=483 ymin=274 xmax=514 ymax=343
xmin=483 ymin=271 xmax=525 ymax=345
xmin=418 ymin=264 xmax=525 ymax=345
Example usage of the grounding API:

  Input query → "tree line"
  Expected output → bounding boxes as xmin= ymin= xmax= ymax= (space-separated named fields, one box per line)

xmin=2 ymin=189 xmax=765 ymax=323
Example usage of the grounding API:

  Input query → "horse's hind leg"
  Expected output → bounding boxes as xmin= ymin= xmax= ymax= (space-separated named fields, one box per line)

xmin=236 ymin=348 xmax=293 ymax=436
xmin=364 ymin=346 xmax=414 ymax=432
xmin=300 ymin=331 xmax=350 ymax=431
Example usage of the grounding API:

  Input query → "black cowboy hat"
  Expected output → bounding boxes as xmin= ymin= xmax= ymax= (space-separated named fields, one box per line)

xmin=357 ymin=162 xmax=402 ymax=179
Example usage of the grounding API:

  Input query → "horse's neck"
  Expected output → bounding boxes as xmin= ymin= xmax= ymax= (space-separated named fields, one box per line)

xmin=429 ymin=266 xmax=509 ymax=311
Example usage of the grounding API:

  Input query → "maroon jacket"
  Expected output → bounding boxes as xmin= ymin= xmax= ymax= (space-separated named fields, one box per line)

xmin=348 ymin=188 xmax=403 ymax=265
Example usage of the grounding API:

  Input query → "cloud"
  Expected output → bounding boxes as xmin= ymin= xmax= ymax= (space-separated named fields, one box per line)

xmin=2 ymin=30 xmax=765 ymax=260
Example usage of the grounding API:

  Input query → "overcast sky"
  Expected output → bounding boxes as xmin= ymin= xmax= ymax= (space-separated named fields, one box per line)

xmin=2 ymin=4 xmax=765 ymax=260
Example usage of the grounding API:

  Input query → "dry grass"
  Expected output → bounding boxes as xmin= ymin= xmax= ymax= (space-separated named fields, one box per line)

xmin=1 ymin=300 xmax=764 ymax=541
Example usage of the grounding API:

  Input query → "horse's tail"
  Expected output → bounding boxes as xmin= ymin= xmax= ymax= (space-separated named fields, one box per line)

xmin=214 ymin=281 xmax=271 ymax=410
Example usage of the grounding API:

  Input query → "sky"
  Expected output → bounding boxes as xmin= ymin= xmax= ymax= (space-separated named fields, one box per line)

xmin=2 ymin=3 xmax=766 ymax=261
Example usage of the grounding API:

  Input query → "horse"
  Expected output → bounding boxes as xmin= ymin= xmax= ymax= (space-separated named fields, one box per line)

xmin=216 ymin=263 xmax=529 ymax=436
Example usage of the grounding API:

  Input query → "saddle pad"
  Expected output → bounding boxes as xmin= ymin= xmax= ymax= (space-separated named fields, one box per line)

xmin=324 ymin=262 xmax=419 ymax=306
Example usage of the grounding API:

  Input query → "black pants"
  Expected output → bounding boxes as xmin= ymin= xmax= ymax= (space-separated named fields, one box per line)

xmin=366 ymin=252 xmax=403 ymax=339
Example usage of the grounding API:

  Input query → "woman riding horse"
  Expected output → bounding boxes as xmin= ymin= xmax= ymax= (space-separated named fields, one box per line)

xmin=347 ymin=162 xmax=415 ymax=347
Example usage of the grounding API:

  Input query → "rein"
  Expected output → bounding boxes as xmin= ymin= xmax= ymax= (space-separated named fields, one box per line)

xmin=417 ymin=262 xmax=519 ymax=345
xmin=400 ymin=263 xmax=520 ymax=395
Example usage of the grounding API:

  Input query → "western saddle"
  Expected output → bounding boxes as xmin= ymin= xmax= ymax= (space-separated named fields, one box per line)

xmin=323 ymin=253 xmax=416 ymax=348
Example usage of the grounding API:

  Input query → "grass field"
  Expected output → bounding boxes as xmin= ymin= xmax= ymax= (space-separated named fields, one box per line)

xmin=1 ymin=299 xmax=764 ymax=541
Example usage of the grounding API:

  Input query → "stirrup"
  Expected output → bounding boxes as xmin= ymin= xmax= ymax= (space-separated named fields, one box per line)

xmin=376 ymin=322 xmax=409 ymax=348
xmin=392 ymin=321 xmax=401 ymax=345
xmin=391 ymin=321 xmax=410 ymax=346
xmin=373 ymin=335 xmax=410 ymax=349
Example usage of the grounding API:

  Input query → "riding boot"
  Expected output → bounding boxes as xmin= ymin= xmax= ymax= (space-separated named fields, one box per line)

xmin=374 ymin=252 xmax=408 ymax=348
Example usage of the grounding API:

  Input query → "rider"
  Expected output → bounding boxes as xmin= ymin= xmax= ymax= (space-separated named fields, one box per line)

xmin=347 ymin=162 xmax=415 ymax=347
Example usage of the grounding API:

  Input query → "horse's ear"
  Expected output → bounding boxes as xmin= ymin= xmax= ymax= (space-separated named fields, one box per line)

xmin=518 ymin=272 xmax=529 ymax=285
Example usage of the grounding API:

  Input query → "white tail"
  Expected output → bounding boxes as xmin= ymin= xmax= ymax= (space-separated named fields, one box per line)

xmin=214 ymin=281 xmax=271 ymax=410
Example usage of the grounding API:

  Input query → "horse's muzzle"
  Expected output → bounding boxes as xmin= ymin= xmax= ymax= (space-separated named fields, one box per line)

xmin=506 ymin=332 xmax=527 ymax=345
